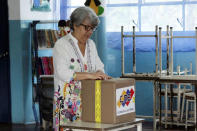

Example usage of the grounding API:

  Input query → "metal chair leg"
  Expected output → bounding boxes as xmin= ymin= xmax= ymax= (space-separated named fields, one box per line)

xmin=181 ymin=93 xmax=185 ymax=122
xmin=185 ymin=100 xmax=189 ymax=129
xmin=165 ymin=84 xmax=168 ymax=128
xmin=177 ymin=84 xmax=181 ymax=125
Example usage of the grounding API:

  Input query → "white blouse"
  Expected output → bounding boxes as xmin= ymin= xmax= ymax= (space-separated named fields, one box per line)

xmin=53 ymin=33 xmax=104 ymax=91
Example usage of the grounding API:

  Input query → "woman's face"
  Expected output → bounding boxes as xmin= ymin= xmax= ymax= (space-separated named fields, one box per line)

xmin=73 ymin=19 xmax=96 ymax=43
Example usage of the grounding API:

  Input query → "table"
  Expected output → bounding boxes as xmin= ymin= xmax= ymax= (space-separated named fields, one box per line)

xmin=121 ymin=74 xmax=197 ymax=131
xmin=59 ymin=118 xmax=144 ymax=131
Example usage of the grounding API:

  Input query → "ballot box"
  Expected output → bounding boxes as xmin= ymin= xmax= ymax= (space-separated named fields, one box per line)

xmin=81 ymin=78 xmax=136 ymax=124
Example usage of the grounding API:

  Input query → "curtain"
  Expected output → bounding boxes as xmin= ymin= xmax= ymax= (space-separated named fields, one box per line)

xmin=0 ymin=0 xmax=11 ymax=123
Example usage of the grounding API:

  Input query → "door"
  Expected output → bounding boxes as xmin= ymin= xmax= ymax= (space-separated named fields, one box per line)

xmin=0 ymin=0 xmax=11 ymax=123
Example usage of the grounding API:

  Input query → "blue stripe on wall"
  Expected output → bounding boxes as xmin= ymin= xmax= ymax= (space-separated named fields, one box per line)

xmin=107 ymin=31 xmax=196 ymax=52
xmin=9 ymin=20 xmax=25 ymax=123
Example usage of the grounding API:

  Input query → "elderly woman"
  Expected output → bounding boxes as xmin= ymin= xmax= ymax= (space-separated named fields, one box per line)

xmin=53 ymin=6 xmax=111 ymax=130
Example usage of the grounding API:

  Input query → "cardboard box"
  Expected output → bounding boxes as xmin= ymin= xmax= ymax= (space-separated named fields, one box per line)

xmin=81 ymin=78 xmax=136 ymax=124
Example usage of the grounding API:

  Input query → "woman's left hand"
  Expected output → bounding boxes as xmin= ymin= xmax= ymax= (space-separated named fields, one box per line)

xmin=96 ymin=70 xmax=112 ymax=80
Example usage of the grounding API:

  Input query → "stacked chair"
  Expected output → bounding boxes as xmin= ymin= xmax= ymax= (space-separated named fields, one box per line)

xmin=181 ymin=85 xmax=196 ymax=130
xmin=160 ymin=83 xmax=192 ymax=128
xmin=159 ymin=68 xmax=194 ymax=129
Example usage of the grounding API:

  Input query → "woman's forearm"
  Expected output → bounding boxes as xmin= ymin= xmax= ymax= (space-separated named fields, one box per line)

xmin=74 ymin=71 xmax=111 ymax=81
xmin=74 ymin=72 xmax=92 ymax=81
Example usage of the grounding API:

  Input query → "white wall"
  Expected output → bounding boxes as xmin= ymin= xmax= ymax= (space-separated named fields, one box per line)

xmin=20 ymin=0 xmax=54 ymax=20
xmin=8 ymin=0 xmax=21 ymax=20
xmin=8 ymin=0 xmax=58 ymax=20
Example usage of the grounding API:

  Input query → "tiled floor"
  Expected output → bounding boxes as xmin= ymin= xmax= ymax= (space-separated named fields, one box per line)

xmin=0 ymin=121 xmax=195 ymax=131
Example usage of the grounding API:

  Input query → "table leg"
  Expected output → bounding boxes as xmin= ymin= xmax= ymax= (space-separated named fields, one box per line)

xmin=170 ymin=84 xmax=174 ymax=127
xmin=153 ymin=81 xmax=157 ymax=131
xmin=159 ymin=83 xmax=162 ymax=130
xmin=137 ymin=123 xmax=142 ymax=131
xmin=165 ymin=84 xmax=168 ymax=128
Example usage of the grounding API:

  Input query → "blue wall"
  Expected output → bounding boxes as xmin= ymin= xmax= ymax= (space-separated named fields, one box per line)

xmin=9 ymin=20 xmax=36 ymax=124
xmin=92 ymin=17 xmax=107 ymax=70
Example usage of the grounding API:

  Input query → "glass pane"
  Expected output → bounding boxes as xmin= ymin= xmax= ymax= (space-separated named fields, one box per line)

xmin=107 ymin=0 xmax=138 ymax=4
xmin=186 ymin=0 xmax=196 ymax=1
xmin=144 ymin=0 xmax=181 ymax=2
xmin=141 ymin=5 xmax=182 ymax=31
xmin=69 ymin=0 xmax=86 ymax=6
xmin=66 ymin=8 xmax=76 ymax=19
xmin=106 ymin=7 xmax=138 ymax=32
xmin=185 ymin=4 xmax=197 ymax=31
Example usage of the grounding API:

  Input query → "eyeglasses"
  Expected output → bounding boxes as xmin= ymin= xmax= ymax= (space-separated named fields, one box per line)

xmin=80 ymin=24 xmax=97 ymax=32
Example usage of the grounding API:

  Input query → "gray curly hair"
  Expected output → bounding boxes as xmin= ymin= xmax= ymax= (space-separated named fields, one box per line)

xmin=70 ymin=6 xmax=100 ymax=30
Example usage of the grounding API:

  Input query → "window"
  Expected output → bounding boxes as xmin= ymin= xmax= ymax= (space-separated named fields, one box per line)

xmin=107 ymin=0 xmax=138 ymax=4
xmin=185 ymin=4 xmax=197 ymax=30
xmin=186 ymin=0 xmax=197 ymax=1
xmin=63 ymin=0 xmax=197 ymax=31
xmin=141 ymin=5 xmax=182 ymax=31
xmin=69 ymin=0 xmax=85 ymax=6
xmin=144 ymin=0 xmax=181 ymax=3
xmin=106 ymin=6 xmax=138 ymax=32
xmin=66 ymin=8 xmax=75 ymax=19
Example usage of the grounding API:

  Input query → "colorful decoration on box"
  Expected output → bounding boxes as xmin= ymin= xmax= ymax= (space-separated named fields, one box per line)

xmin=116 ymin=86 xmax=135 ymax=116
xmin=117 ymin=88 xmax=135 ymax=108
xmin=84 ymin=0 xmax=104 ymax=16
